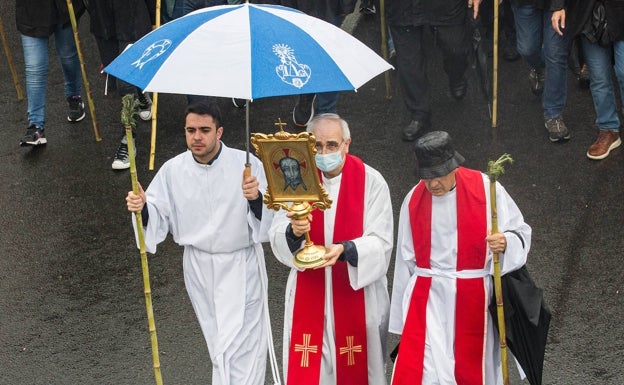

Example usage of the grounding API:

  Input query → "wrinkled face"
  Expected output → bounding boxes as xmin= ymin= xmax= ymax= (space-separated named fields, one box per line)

xmin=311 ymin=119 xmax=351 ymax=177
xmin=423 ymin=169 xmax=457 ymax=196
xmin=185 ymin=113 xmax=223 ymax=164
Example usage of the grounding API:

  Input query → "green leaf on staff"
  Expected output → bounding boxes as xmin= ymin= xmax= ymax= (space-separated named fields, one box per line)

xmin=487 ymin=153 xmax=514 ymax=182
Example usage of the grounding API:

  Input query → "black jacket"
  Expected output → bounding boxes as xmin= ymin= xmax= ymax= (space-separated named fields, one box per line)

xmin=279 ymin=0 xmax=356 ymax=22
xmin=83 ymin=0 xmax=156 ymax=41
xmin=386 ymin=0 xmax=467 ymax=27
xmin=551 ymin=0 xmax=624 ymax=41
xmin=16 ymin=0 xmax=86 ymax=38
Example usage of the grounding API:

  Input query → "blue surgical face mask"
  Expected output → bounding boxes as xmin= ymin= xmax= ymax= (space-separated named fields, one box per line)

xmin=315 ymin=151 xmax=343 ymax=172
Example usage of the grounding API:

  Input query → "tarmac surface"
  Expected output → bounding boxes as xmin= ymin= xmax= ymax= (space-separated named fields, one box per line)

xmin=1 ymin=2 xmax=623 ymax=385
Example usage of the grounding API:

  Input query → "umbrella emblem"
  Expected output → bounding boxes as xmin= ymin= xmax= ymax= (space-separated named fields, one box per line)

xmin=132 ymin=39 xmax=172 ymax=69
xmin=273 ymin=44 xmax=311 ymax=89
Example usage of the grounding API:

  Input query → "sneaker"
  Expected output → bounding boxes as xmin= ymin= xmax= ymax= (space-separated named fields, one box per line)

xmin=587 ymin=130 xmax=621 ymax=160
xmin=67 ymin=96 xmax=86 ymax=122
xmin=544 ymin=117 xmax=570 ymax=142
xmin=528 ymin=68 xmax=545 ymax=96
xmin=293 ymin=94 xmax=316 ymax=127
xmin=20 ymin=124 xmax=47 ymax=146
xmin=137 ymin=92 xmax=152 ymax=121
xmin=111 ymin=135 xmax=136 ymax=170
xmin=232 ymin=98 xmax=246 ymax=108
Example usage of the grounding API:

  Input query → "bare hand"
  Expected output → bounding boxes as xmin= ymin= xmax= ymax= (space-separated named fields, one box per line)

xmin=552 ymin=9 xmax=566 ymax=36
xmin=242 ymin=171 xmax=260 ymax=200
xmin=486 ymin=231 xmax=507 ymax=254
xmin=468 ymin=0 xmax=482 ymax=19
xmin=313 ymin=243 xmax=345 ymax=269
xmin=287 ymin=211 xmax=311 ymax=237
xmin=126 ymin=183 xmax=146 ymax=213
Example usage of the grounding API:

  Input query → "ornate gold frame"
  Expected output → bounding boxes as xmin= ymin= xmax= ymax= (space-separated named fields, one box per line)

xmin=251 ymin=122 xmax=332 ymax=268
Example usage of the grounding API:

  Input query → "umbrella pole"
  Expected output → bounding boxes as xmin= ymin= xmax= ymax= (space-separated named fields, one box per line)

xmin=379 ymin=0 xmax=392 ymax=99
xmin=492 ymin=0 xmax=499 ymax=128
xmin=487 ymin=153 xmax=514 ymax=385
xmin=65 ymin=0 xmax=102 ymax=142
xmin=0 ymin=16 xmax=24 ymax=101
xmin=244 ymin=99 xmax=251 ymax=177
xmin=149 ymin=0 xmax=162 ymax=171
xmin=122 ymin=95 xmax=164 ymax=385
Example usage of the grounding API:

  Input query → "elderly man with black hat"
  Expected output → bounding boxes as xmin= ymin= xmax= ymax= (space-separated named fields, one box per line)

xmin=388 ymin=131 xmax=532 ymax=385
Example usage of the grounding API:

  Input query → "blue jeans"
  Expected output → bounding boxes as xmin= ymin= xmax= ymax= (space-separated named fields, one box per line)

xmin=582 ymin=39 xmax=624 ymax=132
xmin=21 ymin=24 xmax=81 ymax=129
xmin=511 ymin=5 xmax=569 ymax=118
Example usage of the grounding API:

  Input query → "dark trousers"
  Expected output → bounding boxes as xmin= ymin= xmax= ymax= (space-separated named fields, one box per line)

xmin=390 ymin=24 xmax=469 ymax=122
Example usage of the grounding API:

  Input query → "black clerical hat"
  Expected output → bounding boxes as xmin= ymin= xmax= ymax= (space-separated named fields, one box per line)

xmin=413 ymin=131 xmax=465 ymax=179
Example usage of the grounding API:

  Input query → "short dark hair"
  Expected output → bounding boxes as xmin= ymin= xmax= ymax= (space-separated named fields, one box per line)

xmin=185 ymin=101 xmax=222 ymax=128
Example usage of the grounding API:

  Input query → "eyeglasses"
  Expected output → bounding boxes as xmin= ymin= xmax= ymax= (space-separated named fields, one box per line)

xmin=314 ymin=140 xmax=343 ymax=153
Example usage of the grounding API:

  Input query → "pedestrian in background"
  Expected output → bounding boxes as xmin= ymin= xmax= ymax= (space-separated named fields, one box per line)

xmin=552 ymin=0 xmax=624 ymax=160
xmin=269 ymin=113 xmax=393 ymax=384
xmin=16 ymin=0 xmax=87 ymax=147
xmin=387 ymin=0 xmax=482 ymax=142
xmin=390 ymin=131 xmax=531 ymax=385
xmin=510 ymin=0 xmax=571 ymax=143
xmin=125 ymin=101 xmax=272 ymax=385
xmin=83 ymin=0 xmax=156 ymax=170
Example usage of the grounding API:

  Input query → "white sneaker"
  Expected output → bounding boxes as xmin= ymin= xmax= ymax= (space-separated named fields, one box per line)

xmin=111 ymin=136 xmax=135 ymax=170
xmin=137 ymin=92 xmax=152 ymax=121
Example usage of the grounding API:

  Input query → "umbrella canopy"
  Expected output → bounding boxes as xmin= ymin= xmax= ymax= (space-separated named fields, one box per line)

xmin=103 ymin=3 xmax=392 ymax=100
xmin=489 ymin=265 xmax=551 ymax=385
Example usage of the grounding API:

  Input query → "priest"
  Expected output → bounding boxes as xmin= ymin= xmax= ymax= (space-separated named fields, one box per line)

xmin=269 ymin=113 xmax=393 ymax=385
xmin=389 ymin=131 xmax=532 ymax=385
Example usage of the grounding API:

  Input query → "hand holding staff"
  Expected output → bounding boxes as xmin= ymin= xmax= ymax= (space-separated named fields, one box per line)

xmin=486 ymin=153 xmax=514 ymax=385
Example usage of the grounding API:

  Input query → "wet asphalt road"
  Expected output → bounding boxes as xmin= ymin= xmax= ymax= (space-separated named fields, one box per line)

xmin=1 ymin=1 xmax=623 ymax=384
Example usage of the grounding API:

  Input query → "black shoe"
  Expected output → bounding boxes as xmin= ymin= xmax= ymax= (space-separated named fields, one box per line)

xmin=502 ymin=40 xmax=520 ymax=62
xmin=449 ymin=78 xmax=467 ymax=100
xmin=293 ymin=94 xmax=316 ymax=127
xmin=67 ymin=96 xmax=86 ymax=122
xmin=402 ymin=120 xmax=429 ymax=142
xmin=20 ymin=124 xmax=47 ymax=146
xmin=529 ymin=68 xmax=545 ymax=96
xmin=577 ymin=64 xmax=589 ymax=89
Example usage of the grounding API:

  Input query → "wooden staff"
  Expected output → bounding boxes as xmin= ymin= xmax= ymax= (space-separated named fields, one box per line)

xmin=0 ymin=15 xmax=24 ymax=101
xmin=379 ymin=0 xmax=392 ymax=99
xmin=149 ymin=0 xmax=162 ymax=170
xmin=492 ymin=0 xmax=499 ymax=127
xmin=486 ymin=153 xmax=514 ymax=385
xmin=65 ymin=0 xmax=102 ymax=141
xmin=122 ymin=94 xmax=164 ymax=385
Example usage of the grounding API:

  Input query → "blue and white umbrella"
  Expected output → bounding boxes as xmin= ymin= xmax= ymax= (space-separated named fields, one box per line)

xmin=103 ymin=2 xmax=392 ymax=100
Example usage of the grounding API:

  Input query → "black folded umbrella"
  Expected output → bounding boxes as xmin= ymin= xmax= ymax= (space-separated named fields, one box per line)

xmin=489 ymin=265 xmax=551 ymax=385
xmin=469 ymin=15 xmax=492 ymax=117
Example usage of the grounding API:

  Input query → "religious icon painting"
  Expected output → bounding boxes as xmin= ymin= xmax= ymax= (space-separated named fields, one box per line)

xmin=251 ymin=125 xmax=331 ymax=212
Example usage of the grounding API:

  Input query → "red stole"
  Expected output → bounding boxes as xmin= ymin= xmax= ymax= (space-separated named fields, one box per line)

xmin=392 ymin=167 xmax=488 ymax=385
xmin=288 ymin=155 xmax=369 ymax=385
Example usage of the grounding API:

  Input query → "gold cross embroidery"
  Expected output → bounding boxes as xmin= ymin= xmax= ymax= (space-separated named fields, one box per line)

xmin=294 ymin=333 xmax=318 ymax=367
xmin=339 ymin=336 xmax=362 ymax=366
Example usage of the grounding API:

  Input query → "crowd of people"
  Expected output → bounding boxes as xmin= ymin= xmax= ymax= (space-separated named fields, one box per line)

xmin=12 ymin=0 xmax=623 ymax=384
xmin=14 ymin=0 xmax=624 ymax=161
